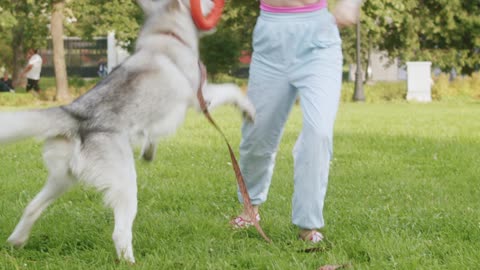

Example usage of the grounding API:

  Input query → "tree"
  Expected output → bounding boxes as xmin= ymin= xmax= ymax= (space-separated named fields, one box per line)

xmin=341 ymin=0 xmax=480 ymax=75
xmin=67 ymin=0 xmax=143 ymax=52
xmin=51 ymin=0 xmax=70 ymax=101
xmin=199 ymin=0 xmax=258 ymax=77
xmin=413 ymin=0 xmax=480 ymax=74
xmin=0 ymin=6 xmax=17 ymax=74
xmin=200 ymin=27 xmax=242 ymax=79
xmin=66 ymin=0 xmax=257 ymax=78
xmin=4 ymin=0 xmax=476 ymax=83
xmin=0 ymin=0 xmax=49 ymax=86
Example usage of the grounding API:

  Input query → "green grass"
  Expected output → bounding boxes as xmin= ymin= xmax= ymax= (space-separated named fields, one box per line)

xmin=1 ymin=102 xmax=480 ymax=269
xmin=0 ymin=77 xmax=100 ymax=106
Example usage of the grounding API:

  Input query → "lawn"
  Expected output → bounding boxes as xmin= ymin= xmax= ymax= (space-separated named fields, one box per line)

xmin=1 ymin=102 xmax=479 ymax=269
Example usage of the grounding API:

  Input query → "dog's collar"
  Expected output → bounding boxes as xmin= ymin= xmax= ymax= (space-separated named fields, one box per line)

xmin=160 ymin=31 xmax=189 ymax=48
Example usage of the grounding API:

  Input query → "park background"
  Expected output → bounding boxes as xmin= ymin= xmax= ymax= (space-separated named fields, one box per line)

xmin=0 ymin=0 xmax=479 ymax=269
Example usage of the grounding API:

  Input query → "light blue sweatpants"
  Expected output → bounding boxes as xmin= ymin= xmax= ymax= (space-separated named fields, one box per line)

xmin=238 ymin=8 xmax=343 ymax=230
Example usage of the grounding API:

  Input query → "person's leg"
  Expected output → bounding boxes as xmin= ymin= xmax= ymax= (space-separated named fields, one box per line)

xmin=0 ymin=81 xmax=9 ymax=92
xmin=285 ymin=8 xmax=343 ymax=237
xmin=235 ymin=14 xmax=298 ymax=220
xmin=26 ymin=79 xmax=33 ymax=92
xmin=290 ymin=42 xmax=343 ymax=233
xmin=237 ymin=59 xmax=297 ymax=207
xmin=33 ymin=79 xmax=40 ymax=92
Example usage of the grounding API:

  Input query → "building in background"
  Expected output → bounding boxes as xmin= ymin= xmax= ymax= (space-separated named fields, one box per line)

xmin=349 ymin=50 xmax=407 ymax=82
xmin=40 ymin=33 xmax=128 ymax=78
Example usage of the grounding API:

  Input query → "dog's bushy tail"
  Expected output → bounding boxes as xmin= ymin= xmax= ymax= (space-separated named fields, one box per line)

xmin=0 ymin=107 xmax=76 ymax=144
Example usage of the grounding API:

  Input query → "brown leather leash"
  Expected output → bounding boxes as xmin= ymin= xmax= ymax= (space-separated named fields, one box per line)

xmin=196 ymin=61 xmax=271 ymax=243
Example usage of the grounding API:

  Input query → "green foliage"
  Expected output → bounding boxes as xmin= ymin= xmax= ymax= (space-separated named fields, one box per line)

xmin=340 ymin=73 xmax=480 ymax=103
xmin=200 ymin=28 xmax=242 ymax=78
xmin=210 ymin=73 xmax=248 ymax=90
xmin=199 ymin=0 xmax=259 ymax=77
xmin=216 ymin=0 xmax=480 ymax=76
xmin=414 ymin=0 xmax=480 ymax=74
xmin=2 ymin=0 xmax=478 ymax=77
xmin=1 ymin=77 xmax=98 ymax=103
xmin=0 ymin=42 xmax=13 ymax=73
xmin=68 ymin=75 xmax=87 ymax=88
xmin=341 ymin=81 xmax=407 ymax=103
xmin=0 ymin=93 xmax=37 ymax=106
xmin=4 ymin=76 xmax=478 ymax=106
xmin=65 ymin=76 xmax=100 ymax=96
xmin=0 ymin=7 xmax=17 ymax=68
xmin=342 ymin=0 xmax=480 ymax=75
xmin=0 ymin=0 xmax=50 ymax=70
xmin=1 ymin=104 xmax=480 ymax=269
xmin=226 ymin=0 xmax=259 ymax=52
xmin=432 ymin=72 xmax=480 ymax=101
xmin=67 ymin=0 xmax=143 ymax=52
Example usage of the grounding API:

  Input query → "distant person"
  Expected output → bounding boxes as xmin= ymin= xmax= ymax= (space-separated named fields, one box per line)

xmin=0 ymin=72 xmax=14 ymax=93
xmin=21 ymin=48 xmax=43 ymax=93
xmin=449 ymin=68 xmax=457 ymax=81
xmin=97 ymin=59 xmax=108 ymax=78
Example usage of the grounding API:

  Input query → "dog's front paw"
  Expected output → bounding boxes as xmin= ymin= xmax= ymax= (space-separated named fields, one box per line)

xmin=141 ymin=140 xmax=157 ymax=162
xmin=7 ymin=234 xmax=27 ymax=248
xmin=239 ymin=98 xmax=256 ymax=123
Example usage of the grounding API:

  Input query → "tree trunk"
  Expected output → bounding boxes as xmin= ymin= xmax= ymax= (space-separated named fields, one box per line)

xmin=51 ymin=0 xmax=70 ymax=102
xmin=11 ymin=2 xmax=26 ymax=88
xmin=11 ymin=26 xmax=25 ymax=88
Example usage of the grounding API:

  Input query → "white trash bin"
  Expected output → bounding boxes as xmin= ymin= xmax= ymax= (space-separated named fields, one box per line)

xmin=406 ymin=62 xmax=432 ymax=102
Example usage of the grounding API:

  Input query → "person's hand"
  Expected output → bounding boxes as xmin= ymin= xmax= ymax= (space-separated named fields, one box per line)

xmin=333 ymin=0 xmax=361 ymax=28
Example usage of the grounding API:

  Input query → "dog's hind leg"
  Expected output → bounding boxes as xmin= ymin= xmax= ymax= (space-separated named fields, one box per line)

xmin=8 ymin=138 xmax=75 ymax=247
xmin=105 ymin=155 xmax=137 ymax=262
xmin=106 ymin=169 xmax=137 ymax=264
xmin=109 ymin=183 xmax=137 ymax=264
xmin=78 ymin=133 xmax=137 ymax=263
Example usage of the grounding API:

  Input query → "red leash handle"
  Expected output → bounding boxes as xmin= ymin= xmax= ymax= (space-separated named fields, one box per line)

xmin=190 ymin=0 xmax=225 ymax=30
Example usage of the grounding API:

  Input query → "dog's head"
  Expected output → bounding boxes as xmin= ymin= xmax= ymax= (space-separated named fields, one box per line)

xmin=137 ymin=0 xmax=215 ymax=33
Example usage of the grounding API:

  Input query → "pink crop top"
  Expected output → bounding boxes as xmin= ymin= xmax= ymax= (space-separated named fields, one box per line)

xmin=260 ymin=0 xmax=328 ymax=13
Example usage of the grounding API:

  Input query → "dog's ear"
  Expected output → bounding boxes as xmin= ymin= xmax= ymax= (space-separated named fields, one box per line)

xmin=167 ymin=0 xmax=184 ymax=12
xmin=137 ymin=0 xmax=152 ymax=15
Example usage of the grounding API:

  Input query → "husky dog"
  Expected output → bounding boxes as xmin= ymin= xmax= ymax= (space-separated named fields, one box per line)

xmin=1 ymin=0 xmax=254 ymax=263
